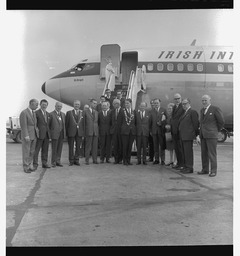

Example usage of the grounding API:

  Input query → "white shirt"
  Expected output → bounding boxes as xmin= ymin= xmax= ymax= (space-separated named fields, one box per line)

xmin=204 ymin=104 xmax=211 ymax=114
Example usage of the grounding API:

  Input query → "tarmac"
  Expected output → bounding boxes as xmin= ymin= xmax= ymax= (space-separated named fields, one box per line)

xmin=6 ymin=137 xmax=233 ymax=246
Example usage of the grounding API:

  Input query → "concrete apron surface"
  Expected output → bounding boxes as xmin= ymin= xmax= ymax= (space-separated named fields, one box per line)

xmin=6 ymin=138 xmax=233 ymax=246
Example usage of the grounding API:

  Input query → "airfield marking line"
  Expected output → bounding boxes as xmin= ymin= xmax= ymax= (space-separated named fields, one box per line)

xmin=6 ymin=168 xmax=47 ymax=246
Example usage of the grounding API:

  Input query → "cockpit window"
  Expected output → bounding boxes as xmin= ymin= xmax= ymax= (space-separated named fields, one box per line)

xmin=71 ymin=63 xmax=86 ymax=71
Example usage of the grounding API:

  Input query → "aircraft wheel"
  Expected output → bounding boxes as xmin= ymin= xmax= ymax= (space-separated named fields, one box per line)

xmin=218 ymin=130 xmax=227 ymax=143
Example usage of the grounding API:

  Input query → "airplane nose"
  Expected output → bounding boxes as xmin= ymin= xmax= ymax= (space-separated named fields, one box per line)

xmin=42 ymin=82 xmax=46 ymax=94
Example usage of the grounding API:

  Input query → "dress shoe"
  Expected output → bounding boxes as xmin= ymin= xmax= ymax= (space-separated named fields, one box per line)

xmin=93 ymin=161 xmax=99 ymax=164
xmin=106 ymin=159 xmax=111 ymax=163
xmin=118 ymin=161 xmax=122 ymax=164
xmin=153 ymin=160 xmax=159 ymax=165
xmin=143 ymin=161 xmax=147 ymax=165
xmin=42 ymin=164 xmax=51 ymax=168
xmin=69 ymin=162 xmax=74 ymax=166
xmin=136 ymin=161 xmax=141 ymax=165
xmin=100 ymin=160 xmax=104 ymax=164
xmin=176 ymin=166 xmax=184 ymax=170
xmin=161 ymin=161 xmax=165 ymax=165
xmin=85 ymin=162 xmax=89 ymax=165
xmin=74 ymin=162 xmax=80 ymax=166
xmin=172 ymin=164 xmax=179 ymax=169
xmin=197 ymin=170 xmax=208 ymax=175
xmin=31 ymin=166 xmax=38 ymax=172
xmin=165 ymin=162 xmax=173 ymax=166
xmin=148 ymin=158 xmax=153 ymax=162
xmin=128 ymin=162 xmax=133 ymax=165
xmin=51 ymin=164 xmax=56 ymax=168
xmin=24 ymin=169 xmax=31 ymax=173
xmin=180 ymin=168 xmax=193 ymax=174
xmin=56 ymin=163 xmax=63 ymax=167
xmin=209 ymin=172 xmax=216 ymax=177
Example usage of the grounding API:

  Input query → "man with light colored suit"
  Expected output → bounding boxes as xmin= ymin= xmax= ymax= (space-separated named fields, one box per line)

xmin=83 ymin=99 xmax=99 ymax=165
xmin=178 ymin=98 xmax=199 ymax=174
xmin=136 ymin=102 xmax=150 ymax=165
xmin=33 ymin=99 xmax=51 ymax=170
xmin=65 ymin=100 xmax=84 ymax=166
xmin=49 ymin=102 xmax=66 ymax=167
xmin=197 ymin=95 xmax=224 ymax=177
xmin=19 ymin=99 xmax=39 ymax=173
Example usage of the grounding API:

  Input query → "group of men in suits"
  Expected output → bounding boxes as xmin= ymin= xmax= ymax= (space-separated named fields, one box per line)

xmin=20 ymin=92 xmax=224 ymax=177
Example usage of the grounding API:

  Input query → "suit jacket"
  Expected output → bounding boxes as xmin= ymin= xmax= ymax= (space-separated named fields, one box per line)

xmin=83 ymin=108 xmax=99 ymax=136
xmin=19 ymin=108 xmax=39 ymax=140
xmin=98 ymin=109 xmax=111 ymax=136
xmin=110 ymin=107 xmax=124 ymax=134
xmin=136 ymin=110 xmax=150 ymax=137
xmin=149 ymin=107 xmax=167 ymax=135
xmin=120 ymin=108 xmax=137 ymax=135
xmin=49 ymin=111 xmax=66 ymax=140
xmin=65 ymin=109 xmax=84 ymax=137
xmin=178 ymin=108 xmax=199 ymax=140
xmin=171 ymin=103 xmax=185 ymax=135
xmin=35 ymin=109 xmax=51 ymax=139
xmin=200 ymin=105 xmax=224 ymax=139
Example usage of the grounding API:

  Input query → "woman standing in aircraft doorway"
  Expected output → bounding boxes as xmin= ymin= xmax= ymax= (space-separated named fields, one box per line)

xmin=105 ymin=57 xmax=115 ymax=92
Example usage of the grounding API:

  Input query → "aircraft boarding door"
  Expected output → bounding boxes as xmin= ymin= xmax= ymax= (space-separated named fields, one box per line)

xmin=121 ymin=52 xmax=138 ymax=85
xmin=100 ymin=44 xmax=120 ymax=79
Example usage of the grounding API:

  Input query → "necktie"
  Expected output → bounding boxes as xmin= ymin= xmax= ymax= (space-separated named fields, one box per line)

xmin=44 ymin=111 xmax=47 ymax=122
xmin=140 ymin=111 xmax=143 ymax=119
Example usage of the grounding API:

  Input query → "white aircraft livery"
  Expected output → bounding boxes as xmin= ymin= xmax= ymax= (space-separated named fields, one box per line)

xmin=42 ymin=42 xmax=233 ymax=141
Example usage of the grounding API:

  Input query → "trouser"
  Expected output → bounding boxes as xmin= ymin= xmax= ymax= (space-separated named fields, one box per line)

xmin=180 ymin=140 xmax=194 ymax=169
xmin=172 ymin=134 xmax=183 ymax=166
xmin=33 ymin=136 xmax=49 ymax=167
xmin=112 ymin=131 xmax=122 ymax=163
xmin=152 ymin=133 xmax=165 ymax=162
xmin=100 ymin=134 xmax=112 ymax=161
xmin=85 ymin=135 xmax=98 ymax=163
xmin=148 ymin=133 xmax=154 ymax=159
xmin=200 ymin=138 xmax=218 ymax=174
xmin=122 ymin=132 xmax=135 ymax=164
xmin=51 ymin=131 xmax=64 ymax=165
xmin=68 ymin=135 xmax=82 ymax=163
xmin=136 ymin=135 xmax=148 ymax=162
xmin=22 ymin=137 xmax=37 ymax=171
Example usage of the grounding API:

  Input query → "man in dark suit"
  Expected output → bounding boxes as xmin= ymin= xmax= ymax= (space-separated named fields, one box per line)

xmin=19 ymin=99 xmax=39 ymax=173
xmin=136 ymin=102 xmax=150 ymax=165
xmin=178 ymin=98 xmax=199 ymax=174
xmin=65 ymin=100 xmax=84 ymax=166
xmin=33 ymin=99 xmax=51 ymax=170
xmin=116 ymin=90 xmax=125 ymax=108
xmin=105 ymin=89 xmax=114 ymax=109
xmin=149 ymin=98 xmax=167 ymax=165
xmin=147 ymin=99 xmax=155 ymax=162
xmin=49 ymin=102 xmax=66 ymax=168
xmin=98 ymin=101 xmax=112 ymax=163
xmin=83 ymin=98 xmax=99 ymax=165
xmin=197 ymin=95 xmax=224 ymax=177
xmin=96 ymin=95 xmax=106 ymax=112
xmin=110 ymin=98 xmax=123 ymax=164
xmin=120 ymin=98 xmax=136 ymax=165
xmin=171 ymin=93 xmax=185 ymax=170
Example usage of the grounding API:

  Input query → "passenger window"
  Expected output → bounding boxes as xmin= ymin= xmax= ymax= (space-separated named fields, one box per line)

xmin=197 ymin=64 xmax=203 ymax=72
xmin=147 ymin=63 xmax=154 ymax=71
xmin=177 ymin=63 xmax=184 ymax=71
xmin=187 ymin=63 xmax=194 ymax=72
xmin=228 ymin=64 xmax=233 ymax=73
xmin=73 ymin=63 xmax=86 ymax=71
xmin=167 ymin=63 xmax=174 ymax=71
xmin=157 ymin=63 xmax=164 ymax=71
xmin=218 ymin=64 xmax=224 ymax=72
xmin=84 ymin=63 xmax=95 ymax=70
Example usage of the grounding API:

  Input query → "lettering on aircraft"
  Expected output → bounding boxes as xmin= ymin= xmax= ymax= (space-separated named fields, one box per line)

xmin=74 ymin=78 xmax=84 ymax=82
xmin=158 ymin=51 xmax=233 ymax=60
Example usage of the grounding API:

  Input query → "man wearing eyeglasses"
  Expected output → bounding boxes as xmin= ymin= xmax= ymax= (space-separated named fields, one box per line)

xmin=171 ymin=93 xmax=185 ymax=170
xmin=178 ymin=98 xmax=199 ymax=174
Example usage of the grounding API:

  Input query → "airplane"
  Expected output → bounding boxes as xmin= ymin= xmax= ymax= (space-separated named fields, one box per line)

xmin=41 ymin=41 xmax=233 ymax=142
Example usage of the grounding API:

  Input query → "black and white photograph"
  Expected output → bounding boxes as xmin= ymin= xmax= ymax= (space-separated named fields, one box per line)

xmin=2 ymin=2 xmax=237 ymax=252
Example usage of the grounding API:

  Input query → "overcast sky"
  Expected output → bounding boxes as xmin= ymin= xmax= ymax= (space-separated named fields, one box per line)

xmin=2 ymin=9 xmax=235 ymax=120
